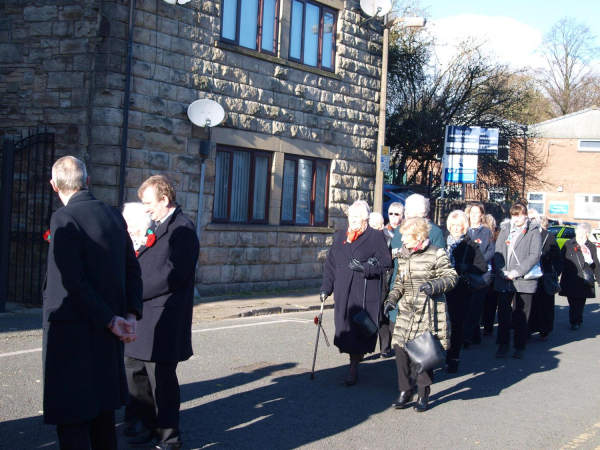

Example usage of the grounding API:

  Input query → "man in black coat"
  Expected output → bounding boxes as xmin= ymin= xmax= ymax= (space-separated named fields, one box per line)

xmin=43 ymin=156 xmax=143 ymax=449
xmin=125 ymin=175 xmax=199 ymax=450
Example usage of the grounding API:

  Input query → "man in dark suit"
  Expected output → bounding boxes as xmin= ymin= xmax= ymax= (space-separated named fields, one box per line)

xmin=125 ymin=175 xmax=199 ymax=450
xmin=43 ymin=156 xmax=143 ymax=449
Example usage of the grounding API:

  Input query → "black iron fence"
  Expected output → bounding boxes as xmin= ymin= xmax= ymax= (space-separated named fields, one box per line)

xmin=0 ymin=130 xmax=55 ymax=311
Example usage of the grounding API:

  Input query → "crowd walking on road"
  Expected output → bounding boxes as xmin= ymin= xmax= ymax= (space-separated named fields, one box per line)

xmin=320 ymin=194 xmax=600 ymax=413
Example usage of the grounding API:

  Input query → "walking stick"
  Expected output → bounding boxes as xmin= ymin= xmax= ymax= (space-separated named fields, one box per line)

xmin=310 ymin=299 xmax=330 ymax=380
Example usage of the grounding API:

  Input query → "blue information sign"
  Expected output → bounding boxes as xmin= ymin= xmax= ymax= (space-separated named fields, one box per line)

xmin=444 ymin=168 xmax=477 ymax=183
xmin=549 ymin=202 xmax=569 ymax=215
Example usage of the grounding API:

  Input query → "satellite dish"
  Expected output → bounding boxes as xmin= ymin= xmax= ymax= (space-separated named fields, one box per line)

xmin=187 ymin=99 xmax=225 ymax=128
xmin=359 ymin=0 xmax=391 ymax=17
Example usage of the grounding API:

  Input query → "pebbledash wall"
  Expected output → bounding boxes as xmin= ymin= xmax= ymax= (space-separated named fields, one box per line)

xmin=0 ymin=0 xmax=383 ymax=296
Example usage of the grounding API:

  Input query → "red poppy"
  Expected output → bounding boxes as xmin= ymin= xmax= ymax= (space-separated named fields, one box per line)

xmin=314 ymin=316 xmax=319 ymax=325
xmin=135 ymin=250 xmax=139 ymax=257
xmin=43 ymin=229 xmax=51 ymax=243
xmin=574 ymin=245 xmax=579 ymax=252
xmin=145 ymin=232 xmax=156 ymax=248
xmin=474 ymin=239 xmax=482 ymax=244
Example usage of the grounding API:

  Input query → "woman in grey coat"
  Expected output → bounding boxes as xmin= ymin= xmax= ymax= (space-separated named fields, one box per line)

xmin=493 ymin=202 xmax=542 ymax=359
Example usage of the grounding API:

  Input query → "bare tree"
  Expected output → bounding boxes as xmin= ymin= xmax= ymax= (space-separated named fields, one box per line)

xmin=537 ymin=17 xmax=600 ymax=116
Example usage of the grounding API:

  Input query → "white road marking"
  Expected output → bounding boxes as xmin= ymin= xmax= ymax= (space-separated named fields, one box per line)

xmin=0 ymin=348 xmax=42 ymax=358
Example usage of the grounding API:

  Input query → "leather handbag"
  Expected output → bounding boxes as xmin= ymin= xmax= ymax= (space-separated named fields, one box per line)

xmin=404 ymin=294 xmax=445 ymax=374
xmin=353 ymin=277 xmax=378 ymax=339
xmin=576 ymin=255 xmax=595 ymax=287
xmin=542 ymin=271 xmax=561 ymax=295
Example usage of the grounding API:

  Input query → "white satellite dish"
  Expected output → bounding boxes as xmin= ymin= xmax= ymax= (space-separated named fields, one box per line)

xmin=187 ymin=99 xmax=225 ymax=128
xmin=359 ymin=0 xmax=391 ymax=17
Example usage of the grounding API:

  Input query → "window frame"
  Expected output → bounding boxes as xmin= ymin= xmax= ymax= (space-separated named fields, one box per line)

xmin=280 ymin=154 xmax=330 ymax=227
xmin=213 ymin=145 xmax=272 ymax=224
xmin=220 ymin=0 xmax=280 ymax=56
xmin=574 ymin=193 xmax=600 ymax=220
xmin=578 ymin=139 xmax=600 ymax=152
xmin=527 ymin=191 xmax=546 ymax=215
xmin=288 ymin=0 xmax=337 ymax=72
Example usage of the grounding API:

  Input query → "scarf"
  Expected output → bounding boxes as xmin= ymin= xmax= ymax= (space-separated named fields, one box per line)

xmin=400 ymin=238 xmax=429 ymax=258
xmin=446 ymin=234 xmax=464 ymax=267
xmin=577 ymin=240 xmax=593 ymax=264
xmin=346 ymin=222 xmax=367 ymax=243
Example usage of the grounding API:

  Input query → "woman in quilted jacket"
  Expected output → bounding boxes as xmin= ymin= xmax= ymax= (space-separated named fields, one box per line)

xmin=383 ymin=217 xmax=458 ymax=412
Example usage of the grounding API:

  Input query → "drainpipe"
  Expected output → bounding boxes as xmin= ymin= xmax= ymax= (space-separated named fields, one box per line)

xmin=118 ymin=0 xmax=136 ymax=209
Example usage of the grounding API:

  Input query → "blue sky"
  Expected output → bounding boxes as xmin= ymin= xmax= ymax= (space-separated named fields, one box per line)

xmin=422 ymin=0 xmax=600 ymax=69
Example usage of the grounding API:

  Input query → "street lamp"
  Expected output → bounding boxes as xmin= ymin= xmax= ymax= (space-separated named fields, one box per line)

xmin=521 ymin=125 xmax=528 ymax=197
xmin=360 ymin=5 xmax=426 ymax=213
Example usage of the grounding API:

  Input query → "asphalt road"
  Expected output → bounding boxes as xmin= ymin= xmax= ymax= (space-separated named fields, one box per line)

xmin=1 ymin=294 xmax=600 ymax=449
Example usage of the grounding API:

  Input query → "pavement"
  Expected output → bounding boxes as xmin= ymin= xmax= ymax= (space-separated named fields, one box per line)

xmin=0 ymin=288 xmax=331 ymax=324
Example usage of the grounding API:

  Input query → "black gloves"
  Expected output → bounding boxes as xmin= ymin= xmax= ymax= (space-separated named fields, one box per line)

xmin=419 ymin=279 xmax=448 ymax=296
xmin=349 ymin=258 xmax=364 ymax=273
xmin=383 ymin=300 xmax=396 ymax=319
xmin=319 ymin=291 xmax=329 ymax=303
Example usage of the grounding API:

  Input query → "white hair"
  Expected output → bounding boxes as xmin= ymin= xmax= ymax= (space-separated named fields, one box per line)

xmin=348 ymin=200 xmax=370 ymax=221
xmin=369 ymin=212 xmax=385 ymax=230
xmin=576 ymin=222 xmax=591 ymax=234
xmin=122 ymin=202 xmax=152 ymax=233
xmin=446 ymin=210 xmax=469 ymax=233
xmin=404 ymin=194 xmax=430 ymax=219
xmin=388 ymin=202 xmax=404 ymax=215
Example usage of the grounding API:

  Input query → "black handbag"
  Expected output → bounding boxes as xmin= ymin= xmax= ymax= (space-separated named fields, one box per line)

xmin=353 ymin=277 xmax=378 ymax=339
xmin=404 ymin=294 xmax=445 ymax=374
xmin=576 ymin=252 xmax=595 ymax=287
xmin=542 ymin=272 xmax=561 ymax=295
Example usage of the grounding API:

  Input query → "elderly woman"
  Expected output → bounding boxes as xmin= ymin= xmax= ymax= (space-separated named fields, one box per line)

xmin=494 ymin=202 xmax=542 ymax=359
xmin=464 ymin=203 xmax=495 ymax=345
xmin=122 ymin=202 xmax=153 ymax=251
xmin=383 ymin=218 xmax=457 ymax=412
xmin=559 ymin=223 xmax=600 ymax=330
xmin=444 ymin=210 xmax=487 ymax=373
xmin=528 ymin=212 xmax=562 ymax=339
xmin=320 ymin=201 xmax=392 ymax=385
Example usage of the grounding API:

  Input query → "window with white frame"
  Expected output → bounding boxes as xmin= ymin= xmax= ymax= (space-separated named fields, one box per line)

xmin=527 ymin=192 xmax=545 ymax=214
xmin=221 ymin=0 xmax=279 ymax=55
xmin=574 ymin=193 xmax=600 ymax=220
xmin=213 ymin=145 xmax=272 ymax=223
xmin=578 ymin=140 xmax=600 ymax=152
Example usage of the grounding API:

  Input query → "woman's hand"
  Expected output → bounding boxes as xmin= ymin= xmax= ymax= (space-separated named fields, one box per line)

xmin=349 ymin=259 xmax=364 ymax=273
xmin=383 ymin=301 xmax=396 ymax=318
xmin=319 ymin=291 xmax=329 ymax=303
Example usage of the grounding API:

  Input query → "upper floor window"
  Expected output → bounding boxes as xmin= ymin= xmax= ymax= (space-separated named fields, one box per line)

xmin=578 ymin=140 xmax=600 ymax=152
xmin=221 ymin=0 xmax=279 ymax=55
xmin=280 ymin=155 xmax=329 ymax=226
xmin=289 ymin=0 xmax=336 ymax=71
xmin=213 ymin=146 xmax=272 ymax=223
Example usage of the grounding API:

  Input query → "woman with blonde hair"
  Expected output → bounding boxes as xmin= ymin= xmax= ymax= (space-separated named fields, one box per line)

xmin=383 ymin=217 xmax=457 ymax=412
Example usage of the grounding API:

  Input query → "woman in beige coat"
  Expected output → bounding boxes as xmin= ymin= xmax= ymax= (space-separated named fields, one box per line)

xmin=384 ymin=218 xmax=458 ymax=412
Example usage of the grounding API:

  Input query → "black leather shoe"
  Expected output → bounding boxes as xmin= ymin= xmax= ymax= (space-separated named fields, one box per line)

xmin=123 ymin=420 xmax=143 ymax=437
xmin=414 ymin=395 xmax=429 ymax=412
xmin=129 ymin=429 xmax=156 ymax=447
xmin=392 ymin=390 xmax=414 ymax=409
xmin=154 ymin=444 xmax=181 ymax=450
xmin=380 ymin=350 xmax=394 ymax=358
xmin=445 ymin=358 xmax=460 ymax=373
xmin=513 ymin=349 xmax=524 ymax=359
xmin=495 ymin=345 xmax=509 ymax=358
xmin=343 ymin=375 xmax=358 ymax=387
xmin=462 ymin=339 xmax=471 ymax=349
xmin=571 ymin=323 xmax=580 ymax=330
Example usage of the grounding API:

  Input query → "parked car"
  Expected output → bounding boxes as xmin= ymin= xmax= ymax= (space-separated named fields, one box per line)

xmin=548 ymin=225 xmax=576 ymax=249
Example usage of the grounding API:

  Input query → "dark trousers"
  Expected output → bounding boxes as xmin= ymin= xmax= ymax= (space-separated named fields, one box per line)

xmin=497 ymin=292 xmax=532 ymax=350
xmin=379 ymin=318 xmax=393 ymax=353
xmin=56 ymin=410 xmax=116 ymax=450
xmin=465 ymin=287 xmax=487 ymax=343
xmin=567 ymin=297 xmax=587 ymax=325
xmin=394 ymin=345 xmax=433 ymax=398
xmin=483 ymin=290 xmax=498 ymax=334
xmin=125 ymin=356 xmax=181 ymax=445
xmin=445 ymin=288 xmax=471 ymax=360
xmin=529 ymin=291 xmax=555 ymax=335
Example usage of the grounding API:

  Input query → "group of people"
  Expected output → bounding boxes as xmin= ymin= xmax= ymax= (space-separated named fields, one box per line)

xmin=320 ymin=194 xmax=600 ymax=412
xmin=42 ymin=156 xmax=199 ymax=449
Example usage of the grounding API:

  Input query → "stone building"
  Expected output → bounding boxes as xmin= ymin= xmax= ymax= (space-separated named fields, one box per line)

xmin=0 ymin=0 xmax=383 ymax=296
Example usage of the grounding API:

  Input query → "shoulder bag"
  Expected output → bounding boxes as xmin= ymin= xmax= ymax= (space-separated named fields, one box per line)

xmin=575 ymin=250 xmax=595 ymax=287
xmin=353 ymin=276 xmax=378 ymax=339
xmin=540 ymin=234 xmax=561 ymax=295
xmin=404 ymin=293 xmax=445 ymax=374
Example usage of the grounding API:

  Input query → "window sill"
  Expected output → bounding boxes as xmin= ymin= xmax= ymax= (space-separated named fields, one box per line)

xmin=207 ymin=222 xmax=335 ymax=234
xmin=215 ymin=41 xmax=342 ymax=81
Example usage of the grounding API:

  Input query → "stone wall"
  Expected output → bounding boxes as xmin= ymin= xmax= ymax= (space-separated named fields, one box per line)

xmin=1 ymin=0 xmax=383 ymax=296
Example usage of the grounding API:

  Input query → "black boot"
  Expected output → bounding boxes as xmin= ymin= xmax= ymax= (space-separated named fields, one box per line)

xmin=445 ymin=358 xmax=460 ymax=374
xmin=392 ymin=390 xmax=414 ymax=409
xmin=495 ymin=344 xmax=509 ymax=358
xmin=414 ymin=387 xmax=430 ymax=413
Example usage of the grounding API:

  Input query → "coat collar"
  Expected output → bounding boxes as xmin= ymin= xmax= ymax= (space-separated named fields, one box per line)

xmin=64 ymin=189 xmax=95 ymax=205
xmin=341 ymin=225 xmax=373 ymax=259
xmin=137 ymin=205 xmax=182 ymax=258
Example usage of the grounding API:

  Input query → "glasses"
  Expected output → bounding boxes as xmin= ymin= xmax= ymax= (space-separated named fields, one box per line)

xmin=389 ymin=212 xmax=401 ymax=216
